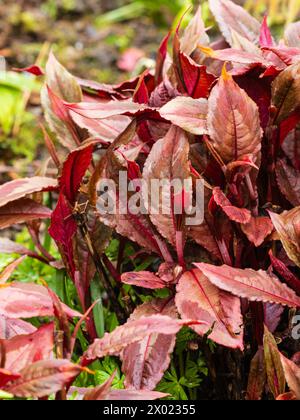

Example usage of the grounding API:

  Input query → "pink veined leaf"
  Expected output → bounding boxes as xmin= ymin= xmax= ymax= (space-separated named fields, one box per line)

xmin=70 ymin=110 xmax=131 ymax=144
xmin=180 ymin=5 xmax=209 ymax=56
xmin=175 ymin=269 xmax=244 ymax=349
xmin=196 ymin=263 xmax=300 ymax=308
xmin=121 ymin=298 xmax=178 ymax=390
xmin=3 ymin=323 xmax=54 ymax=373
xmin=263 ymin=326 xmax=286 ymax=399
xmin=159 ymin=97 xmax=208 ymax=135
xmin=213 ymin=187 xmax=251 ymax=224
xmin=0 ymin=256 xmax=26 ymax=284
xmin=84 ymin=315 xmax=185 ymax=361
xmin=280 ymin=353 xmax=300 ymax=400
xmin=4 ymin=359 xmax=84 ymax=398
xmin=155 ymin=32 xmax=171 ymax=84
xmin=259 ymin=16 xmax=274 ymax=47
xmin=59 ymin=145 xmax=94 ymax=204
xmin=41 ymin=52 xmax=83 ymax=151
xmin=48 ymin=192 xmax=77 ymax=277
xmin=0 ymin=198 xmax=52 ymax=230
xmin=269 ymin=208 xmax=300 ymax=269
xmin=246 ymin=348 xmax=266 ymax=400
xmin=208 ymin=0 xmax=261 ymax=46
xmin=200 ymin=46 xmax=267 ymax=68
xmin=0 ymin=282 xmax=82 ymax=319
xmin=284 ymin=22 xmax=300 ymax=48
xmin=0 ymin=316 xmax=36 ymax=340
xmin=207 ymin=66 xmax=262 ymax=164
xmin=262 ymin=46 xmax=300 ymax=66
xmin=241 ymin=216 xmax=274 ymax=247
xmin=0 ymin=369 xmax=20 ymax=388
xmin=64 ymin=100 xmax=151 ymax=120
xmin=276 ymin=159 xmax=300 ymax=206
xmin=0 ymin=177 xmax=57 ymax=208
xmin=121 ymin=271 xmax=168 ymax=289
xmin=13 ymin=65 xmax=44 ymax=76
xmin=142 ymin=125 xmax=192 ymax=247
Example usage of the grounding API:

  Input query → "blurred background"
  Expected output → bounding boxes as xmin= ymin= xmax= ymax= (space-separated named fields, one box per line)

xmin=0 ymin=0 xmax=299 ymax=176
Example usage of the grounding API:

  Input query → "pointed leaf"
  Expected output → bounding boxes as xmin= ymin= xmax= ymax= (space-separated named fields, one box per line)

xmin=263 ymin=326 xmax=286 ymax=399
xmin=181 ymin=6 xmax=209 ymax=56
xmin=121 ymin=271 xmax=168 ymax=290
xmin=122 ymin=299 xmax=177 ymax=390
xmin=0 ymin=198 xmax=51 ymax=230
xmin=176 ymin=269 xmax=243 ymax=349
xmin=0 ymin=257 xmax=25 ymax=284
xmin=0 ymin=177 xmax=57 ymax=208
xmin=241 ymin=216 xmax=273 ymax=247
xmin=0 ymin=316 xmax=36 ymax=340
xmin=207 ymin=68 xmax=262 ymax=164
xmin=213 ymin=187 xmax=251 ymax=224
xmin=84 ymin=315 xmax=183 ymax=361
xmin=160 ymin=97 xmax=208 ymax=135
xmin=271 ymin=62 xmax=300 ymax=125
xmin=143 ymin=125 xmax=191 ymax=246
xmin=3 ymin=323 xmax=54 ymax=372
xmin=208 ymin=0 xmax=260 ymax=46
xmin=196 ymin=263 xmax=300 ymax=308
xmin=269 ymin=208 xmax=300 ymax=268
xmin=280 ymin=353 xmax=300 ymax=400
xmin=0 ymin=282 xmax=81 ymax=319
xmin=5 ymin=359 xmax=83 ymax=398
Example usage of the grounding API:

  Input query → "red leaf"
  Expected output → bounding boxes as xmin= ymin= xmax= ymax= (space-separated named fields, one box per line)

xmin=213 ymin=187 xmax=251 ymax=224
xmin=0 ymin=369 xmax=20 ymax=388
xmin=49 ymin=193 xmax=77 ymax=277
xmin=122 ymin=299 xmax=177 ymax=390
xmin=259 ymin=16 xmax=274 ymax=47
xmin=0 ymin=177 xmax=57 ymax=208
xmin=207 ymin=67 xmax=262 ymax=164
xmin=0 ymin=316 xmax=36 ymax=340
xmin=84 ymin=315 xmax=184 ymax=361
xmin=3 ymin=323 xmax=54 ymax=372
xmin=241 ymin=216 xmax=273 ymax=247
xmin=196 ymin=263 xmax=300 ymax=308
xmin=0 ymin=282 xmax=81 ymax=319
xmin=208 ymin=0 xmax=260 ymax=46
xmin=160 ymin=97 xmax=208 ymax=135
xmin=59 ymin=145 xmax=93 ymax=204
xmin=121 ymin=271 xmax=168 ymax=289
xmin=5 ymin=359 xmax=84 ymax=398
xmin=176 ymin=269 xmax=244 ymax=349
xmin=13 ymin=65 xmax=44 ymax=76
xmin=0 ymin=198 xmax=52 ymax=230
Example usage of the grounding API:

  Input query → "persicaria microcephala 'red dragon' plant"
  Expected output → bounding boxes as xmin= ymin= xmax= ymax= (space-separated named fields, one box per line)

xmin=0 ymin=0 xmax=300 ymax=400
